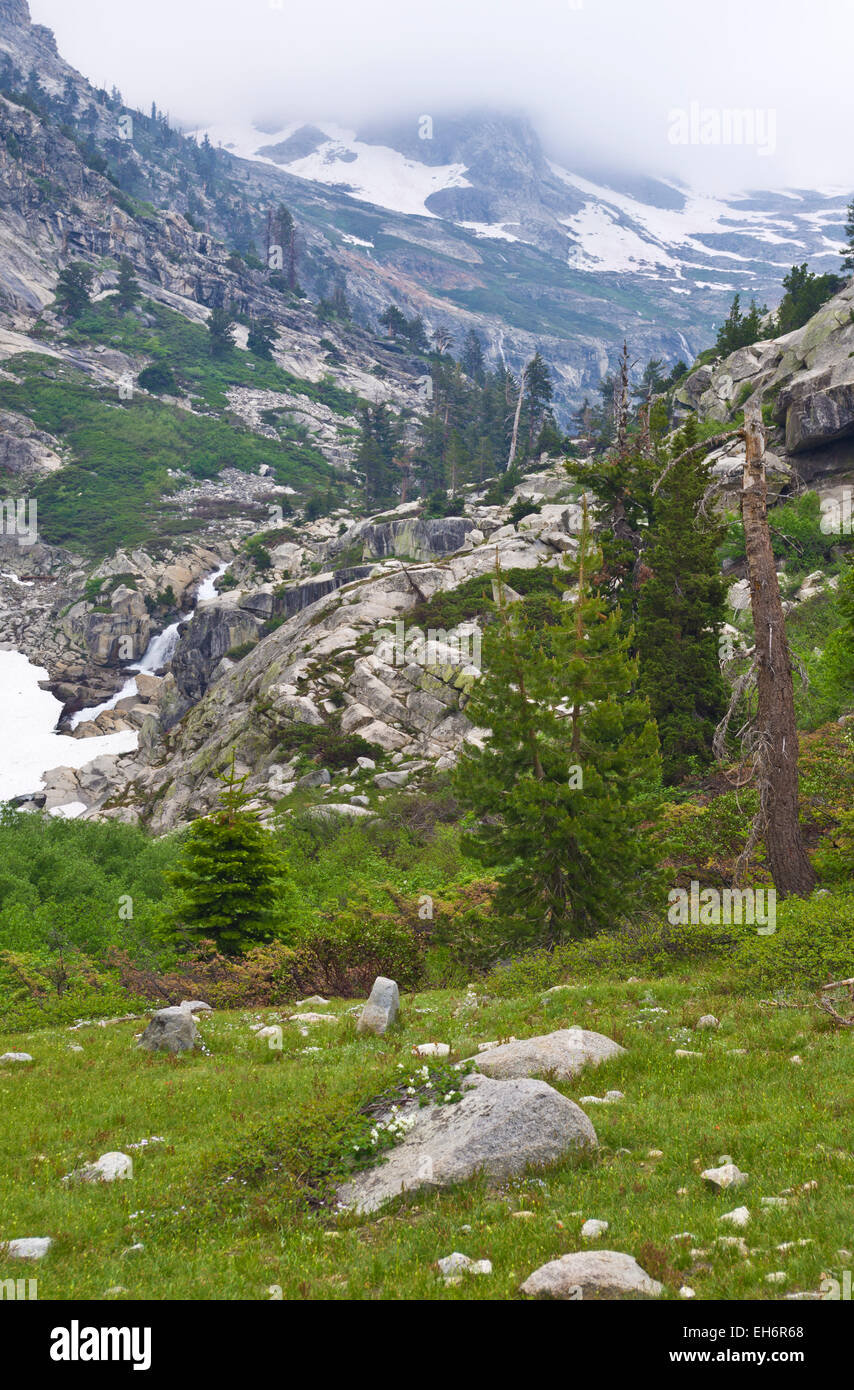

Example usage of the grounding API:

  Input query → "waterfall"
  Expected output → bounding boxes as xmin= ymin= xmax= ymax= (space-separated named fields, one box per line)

xmin=69 ymin=560 xmax=229 ymax=730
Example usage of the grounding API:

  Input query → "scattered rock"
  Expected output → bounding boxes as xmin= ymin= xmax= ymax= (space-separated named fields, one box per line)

xmin=0 ymin=1052 xmax=33 ymax=1064
xmin=679 ymin=1286 xmax=696 ymax=1299
xmin=413 ymin=1043 xmax=450 ymax=1057
xmin=179 ymin=1000 xmax=212 ymax=1013
xmin=337 ymin=1072 xmax=597 ymax=1213
xmin=581 ymin=1218 xmax=609 ymax=1240
xmin=719 ymin=1206 xmax=751 ymax=1228
xmin=702 ymin=1163 xmax=748 ymax=1191
xmin=437 ymin=1252 xmax=492 ymax=1280
xmin=473 ymin=1027 xmax=625 ymax=1082
xmin=521 ymin=1250 xmax=663 ymax=1300
xmin=695 ymin=1015 xmax=719 ymax=1030
xmin=766 ymin=1271 xmax=788 ymax=1284
xmin=675 ymin=1049 xmax=703 ymax=1058
xmin=356 ymin=976 xmax=400 ymax=1036
xmin=68 ymin=1152 xmax=133 ymax=1183
xmin=2 ymin=1237 xmax=53 ymax=1259
xmin=137 ymin=1007 xmax=199 ymax=1054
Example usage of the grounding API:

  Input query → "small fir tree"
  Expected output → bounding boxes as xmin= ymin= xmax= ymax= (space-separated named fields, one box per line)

xmin=168 ymin=757 xmax=285 ymax=953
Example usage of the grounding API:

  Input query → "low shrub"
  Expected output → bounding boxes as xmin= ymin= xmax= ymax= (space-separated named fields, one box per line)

xmin=734 ymin=888 xmax=854 ymax=991
xmin=0 ymin=946 xmax=148 ymax=1031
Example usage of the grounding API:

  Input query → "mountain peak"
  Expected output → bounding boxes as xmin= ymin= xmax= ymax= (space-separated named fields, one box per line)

xmin=0 ymin=0 xmax=31 ymax=25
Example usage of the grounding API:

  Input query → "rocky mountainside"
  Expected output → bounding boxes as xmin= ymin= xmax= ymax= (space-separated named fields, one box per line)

xmin=21 ymin=275 xmax=854 ymax=830
xmin=1 ymin=0 xmax=852 ymax=832
xmin=1 ymin=1 xmax=848 ymax=416
xmin=24 ymin=464 xmax=577 ymax=826
xmin=676 ymin=280 xmax=854 ymax=488
xmin=196 ymin=111 xmax=848 ymax=415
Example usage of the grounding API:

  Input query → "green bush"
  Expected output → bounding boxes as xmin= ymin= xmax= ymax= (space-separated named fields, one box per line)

xmin=735 ymin=889 xmax=854 ymax=990
xmin=0 ymin=946 xmax=148 ymax=1032
xmin=290 ymin=905 xmax=426 ymax=995
xmin=484 ymin=915 xmax=742 ymax=994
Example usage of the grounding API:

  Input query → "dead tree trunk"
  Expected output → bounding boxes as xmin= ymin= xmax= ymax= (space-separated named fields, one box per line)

xmin=616 ymin=341 xmax=630 ymax=452
xmin=506 ymin=365 xmax=527 ymax=471
xmin=741 ymin=411 xmax=815 ymax=897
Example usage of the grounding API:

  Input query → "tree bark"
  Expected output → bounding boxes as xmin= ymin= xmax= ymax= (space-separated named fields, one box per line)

xmin=740 ymin=412 xmax=815 ymax=897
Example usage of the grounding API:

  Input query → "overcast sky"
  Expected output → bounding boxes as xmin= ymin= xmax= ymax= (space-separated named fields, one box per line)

xmin=28 ymin=0 xmax=854 ymax=192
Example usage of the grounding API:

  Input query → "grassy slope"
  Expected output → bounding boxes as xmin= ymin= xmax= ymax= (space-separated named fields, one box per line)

xmin=0 ymin=298 xmax=355 ymax=556
xmin=1 ymin=970 xmax=851 ymax=1301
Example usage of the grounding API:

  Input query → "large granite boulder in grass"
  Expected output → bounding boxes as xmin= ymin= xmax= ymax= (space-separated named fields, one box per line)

xmin=521 ymin=1250 xmax=664 ymax=1300
xmin=473 ymin=1028 xmax=626 ymax=1082
xmin=336 ymin=1072 xmax=597 ymax=1214
xmin=137 ymin=1006 xmax=199 ymax=1053
xmin=356 ymin=977 xmax=400 ymax=1036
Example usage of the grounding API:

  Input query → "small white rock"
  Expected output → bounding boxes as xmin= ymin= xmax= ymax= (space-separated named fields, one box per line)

xmin=437 ymin=1252 xmax=492 ymax=1280
xmin=581 ymin=1218 xmax=609 ymax=1240
xmin=68 ymin=1151 xmax=133 ymax=1183
xmin=766 ymin=1271 xmax=788 ymax=1284
xmin=702 ymin=1163 xmax=748 ymax=1191
xmin=0 ymin=1052 xmax=33 ymax=1064
xmin=3 ymin=1237 xmax=53 ymax=1259
xmin=413 ymin=1043 xmax=450 ymax=1057
xmin=679 ymin=1285 xmax=696 ymax=1299
xmin=719 ymin=1206 xmax=750 ymax=1228
xmin=695 ymin=1015 xmax=719 ymax=1030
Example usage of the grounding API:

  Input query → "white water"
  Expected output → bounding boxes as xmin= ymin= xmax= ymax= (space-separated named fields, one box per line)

xmin=0 ymin=561 xmax=230 ymax=806
xmin=0 ymin=650 xmax=138 ymax=805
xmin=69 ymin=562 xmax=229 ymax=730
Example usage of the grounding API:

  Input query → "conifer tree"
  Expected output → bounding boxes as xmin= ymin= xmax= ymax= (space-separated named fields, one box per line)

xmin=636 ymin=421 xmax=728 ymax=783
xmin=247 ymin=317 xmax=276 ymax=359
xmin=168 ymin=757 xmax=285 ymax=953
xmin=55 ymin=261 xmax=94 ymax=320
xmin=842 ymin=196 xmax=854 ymax=275
xmin=207 ymin=306 xmax=236 ymax=357
xmin=115 ymin=256 xmax=140 ymax=312
xmin=454 ymin=504 xmax=660 ymax=944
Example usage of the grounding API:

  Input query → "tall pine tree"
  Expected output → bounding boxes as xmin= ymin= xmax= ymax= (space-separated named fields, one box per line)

xmin=454 ymin=504 xmax=660 ymax=944
xmin=636 ymin=421 xmax=727 ymax=783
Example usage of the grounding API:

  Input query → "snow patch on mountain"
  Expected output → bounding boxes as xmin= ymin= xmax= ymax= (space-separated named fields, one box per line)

xmin=550 ymin=163 xmax=847 ymax=277
xmin=456 ymin=221 xmax=521 ymax=242
xmin=189 ymin=121 xmax=470 ymax=218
